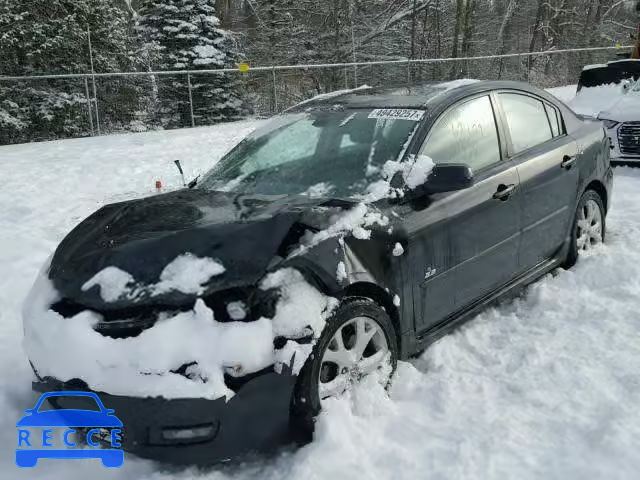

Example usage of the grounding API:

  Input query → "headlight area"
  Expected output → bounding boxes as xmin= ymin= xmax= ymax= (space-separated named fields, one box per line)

xmin=49 ymin=286 xmax=281 ymax=339
xmin=24 ymin=266 xmax=337 ymax=462
xmin=24 ymin=267 xmax=336 ymax=402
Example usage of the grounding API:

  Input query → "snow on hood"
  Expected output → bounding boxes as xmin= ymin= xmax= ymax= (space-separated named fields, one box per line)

xmin=568 ymin=84 xmax=623 ymax=117
xmin=568 ymin=83 xmax=640 ymax=121
xmin=23 ymin=196 xmax=403 ymax=401
xmin=597 ymin=91 xmax=640 ymax=122
xmin=23 ymin=261 xmax=337 ymax=400
xmin=47 ymin=188 xmax=342 ymax=310
xmin=81 ymin=254 xmax=226 ymax=303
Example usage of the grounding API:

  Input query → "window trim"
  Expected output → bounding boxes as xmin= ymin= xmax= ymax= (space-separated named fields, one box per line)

xmin=543 ymin=101 xmax=564 ymax=138
xmin=494 ymin=90 xmax=568 ymax=159
xmin=417 ymin=93 xmax=507 ymax=175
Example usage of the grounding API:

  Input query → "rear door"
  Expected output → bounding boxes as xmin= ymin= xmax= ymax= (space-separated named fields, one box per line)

xmin=411 ymin=94 xmax=521 ymax=331
xmin=496 ymin=92 xmax=579 ymax=270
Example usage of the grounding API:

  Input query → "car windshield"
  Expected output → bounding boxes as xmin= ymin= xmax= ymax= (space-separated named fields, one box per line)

xmin=198 ymin=108 xmax=422 ymax=198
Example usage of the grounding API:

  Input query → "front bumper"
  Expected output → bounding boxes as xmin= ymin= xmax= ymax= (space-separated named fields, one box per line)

xmin=33 ymin=367 xmax=297 ymax=464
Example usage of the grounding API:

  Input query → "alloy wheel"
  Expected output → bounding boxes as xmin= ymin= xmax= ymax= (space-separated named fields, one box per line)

xmin=576 ymin=198 xmax=603 ymax=252
xmin=318 ymin=316 xmax=389 ymax=400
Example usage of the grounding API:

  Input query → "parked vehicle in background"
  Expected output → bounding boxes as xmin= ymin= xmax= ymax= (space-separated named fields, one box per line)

xmin=24 ymin=80 xmax=612 ymax=464
xmin=576 ymin=60 xmax=640 ymax=92
xmin=571 ymin=60 xmax=640 ymax=164
xmin=598 ymin=77 xmax=640 ymax=164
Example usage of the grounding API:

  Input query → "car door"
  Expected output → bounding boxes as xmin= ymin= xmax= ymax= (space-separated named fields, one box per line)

xmin=408 ymin=94 xmax=521 ymax=334
xmin=496 ymin=92 xmax=580 ymax=270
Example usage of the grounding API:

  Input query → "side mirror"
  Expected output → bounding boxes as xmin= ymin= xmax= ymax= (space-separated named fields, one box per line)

xmin=424 ymin=164 xmax=474 ymax=193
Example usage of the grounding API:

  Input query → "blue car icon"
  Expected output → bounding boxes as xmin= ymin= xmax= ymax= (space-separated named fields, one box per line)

xmin=16 ymin=391 xmax=124 ymax=468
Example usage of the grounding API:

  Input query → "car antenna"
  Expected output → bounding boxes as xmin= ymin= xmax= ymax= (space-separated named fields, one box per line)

xmin=174 ymin=160 xmax=187 ymax=187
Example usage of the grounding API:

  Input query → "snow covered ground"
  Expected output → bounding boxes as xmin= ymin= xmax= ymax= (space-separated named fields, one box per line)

xmin=2 ymin=88 xmax=640 ymax=479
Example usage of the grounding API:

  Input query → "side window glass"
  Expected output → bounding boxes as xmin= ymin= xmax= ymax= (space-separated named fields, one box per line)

xmin=544 ymin=103 xmax=561 ymax=137
xmin=499 ymin=93 xmax=553 ymax=154
xmin=419 ymin=95 xmax=501 ymax=172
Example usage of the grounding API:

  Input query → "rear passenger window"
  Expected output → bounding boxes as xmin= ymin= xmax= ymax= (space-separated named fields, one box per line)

xmin=499 ymin=93 xmax=553 ymax=154
xmin=420 ymin=95 xmax=501 ymax=172
xmin=544 ymin=103 xmax=561 ymax=137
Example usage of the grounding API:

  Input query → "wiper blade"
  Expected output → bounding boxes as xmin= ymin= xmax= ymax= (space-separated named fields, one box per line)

xmin=187 ymin=175 xmax=200 ymax=189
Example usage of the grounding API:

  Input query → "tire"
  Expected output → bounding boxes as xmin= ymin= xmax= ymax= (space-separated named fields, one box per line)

xmin=290 ymin=297 xmax=398 ymax=438
xmin=564 ymin=189 xmax=606 ymax=268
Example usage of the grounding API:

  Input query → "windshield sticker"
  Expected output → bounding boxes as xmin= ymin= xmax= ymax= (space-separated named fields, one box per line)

xmin=368 ymin=109 xmax=425 ymax=121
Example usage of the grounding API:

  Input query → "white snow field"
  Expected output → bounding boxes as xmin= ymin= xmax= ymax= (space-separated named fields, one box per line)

xmin=2 ymin=88 xmax=640 ymax=479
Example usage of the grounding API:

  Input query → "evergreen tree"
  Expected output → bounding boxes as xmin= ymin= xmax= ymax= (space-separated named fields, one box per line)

xmin=135 ymin=0 xmax=245 ymax=127
xmin=0 ymin=0 xmax=139 ymax=144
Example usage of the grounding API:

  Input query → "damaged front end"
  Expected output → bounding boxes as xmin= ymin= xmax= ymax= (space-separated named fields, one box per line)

xmin=23 ymin=257 xmax=333 ymax=463
xmin=22 ymin=188 xmax=399 ymax=463
xmin=32 ymin=366 xmax=298 ymax=464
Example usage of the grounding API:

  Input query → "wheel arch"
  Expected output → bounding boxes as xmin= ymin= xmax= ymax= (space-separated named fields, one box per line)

xmin=584 ymin=179 xmax=608 ymax=213
xmin=341 ymin=281 xmax=403 ymax=354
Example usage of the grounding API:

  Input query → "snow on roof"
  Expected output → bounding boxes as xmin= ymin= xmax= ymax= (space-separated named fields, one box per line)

xmin=582 ymin=64 xmax=608 ymax=71
xmin=294 ymin=84 xmax=372 ymax=108
xmin=607 ymin=59 xmax=640 ymax=64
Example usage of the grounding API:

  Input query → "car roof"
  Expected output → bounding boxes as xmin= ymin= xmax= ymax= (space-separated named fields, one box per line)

xmin=289 ymin=80 xmax=551 ymax=111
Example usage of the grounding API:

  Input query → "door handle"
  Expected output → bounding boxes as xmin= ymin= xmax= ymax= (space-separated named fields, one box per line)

xmin=561 ymin=155 xmax=576 ymax=169
xmin=493 ymin=184 xmax=516 ymax=201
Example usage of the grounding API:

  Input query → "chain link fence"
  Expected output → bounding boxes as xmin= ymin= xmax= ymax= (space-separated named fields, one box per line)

xmin=0 ymin=46 xmax=632 ymax=145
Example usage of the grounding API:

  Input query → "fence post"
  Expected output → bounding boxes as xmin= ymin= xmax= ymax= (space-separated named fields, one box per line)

xmin=187 ymin=72 xmax=196 ymax=128
xmin=272 ymin=67 xmax=278 ymax=113
xmin=84 ymin=77 xmax=95 ymax=136
xmin=407 ymin=60 xmax=411 ymax=85
xmin=87 ymin=26 xmax=101 ymax=135
xmin=350 ymin=0 xmax=357 ymax=88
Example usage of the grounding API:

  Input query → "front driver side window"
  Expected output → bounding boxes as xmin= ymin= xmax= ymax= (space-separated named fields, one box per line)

xmin=419 ymin=95 xmax=501 ymax=172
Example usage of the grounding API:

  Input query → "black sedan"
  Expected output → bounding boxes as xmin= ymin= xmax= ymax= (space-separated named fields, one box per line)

xmin=24 ymin=80 xmax=612 ymax=464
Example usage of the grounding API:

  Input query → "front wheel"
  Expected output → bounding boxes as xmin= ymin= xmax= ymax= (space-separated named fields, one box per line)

xmin=291 ymin=298 xmax=398 ymax=437
xmin=565 ymin=189 xmax=606 ymax=268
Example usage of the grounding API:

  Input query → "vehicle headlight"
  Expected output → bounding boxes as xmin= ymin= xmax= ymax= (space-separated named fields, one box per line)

xmin=601 ymin=119 xmax=619 ymax=129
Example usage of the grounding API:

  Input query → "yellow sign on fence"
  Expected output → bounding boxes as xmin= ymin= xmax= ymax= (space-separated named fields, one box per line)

xmin=238 ymin=63 xmax=250 ymax=73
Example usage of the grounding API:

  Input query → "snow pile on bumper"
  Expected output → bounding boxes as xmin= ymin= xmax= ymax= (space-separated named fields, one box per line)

xmin=23 ymin=262 xmax=336 ymax=401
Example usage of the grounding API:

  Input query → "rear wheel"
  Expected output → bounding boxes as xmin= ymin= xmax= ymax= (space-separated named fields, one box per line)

xmin=565 ymin=190 xmax=605 ymax=268
xmin=291 ymin=298 xmax=398 ymax=438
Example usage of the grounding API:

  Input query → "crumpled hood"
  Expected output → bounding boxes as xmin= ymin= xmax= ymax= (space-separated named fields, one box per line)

xmin=49 ymin=188 xmax=345 ymax=311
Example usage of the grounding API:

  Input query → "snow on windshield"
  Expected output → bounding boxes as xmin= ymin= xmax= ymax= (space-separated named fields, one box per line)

xmin=199 ymin=108 xmax=424 ymax=199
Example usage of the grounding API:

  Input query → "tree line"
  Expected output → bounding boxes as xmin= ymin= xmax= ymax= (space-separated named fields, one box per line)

xmin=0 ymin=0 xmax=638 ymax=145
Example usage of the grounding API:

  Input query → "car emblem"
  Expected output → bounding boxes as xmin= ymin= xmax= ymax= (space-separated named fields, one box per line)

xmin=424 ymin=267 xmax=437 ymax=280
xmin=16 ymin=391 xmax=124 ymax=468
